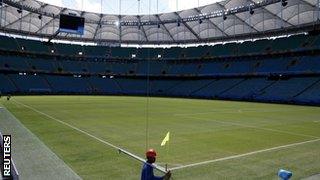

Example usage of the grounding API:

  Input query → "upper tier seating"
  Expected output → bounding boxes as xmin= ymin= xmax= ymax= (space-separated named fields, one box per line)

xmin=0 ymin=54 xmax=319 ymax=76
xmin=0 ymin=56 xmax=30 ymax=70
xmin=0 ymin=36 xmax=18 ymax=50
xmin=1 ymin=33 xmax=318 ymax=59
xmin=17 ymin=38 xmax=50 ymax=53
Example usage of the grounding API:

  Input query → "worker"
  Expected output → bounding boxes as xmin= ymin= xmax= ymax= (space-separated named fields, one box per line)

xmin=141 ymin=149 xmax=171 ymax=180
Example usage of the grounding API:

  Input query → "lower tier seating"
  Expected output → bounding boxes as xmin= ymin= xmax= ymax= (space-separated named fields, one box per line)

xmin=1 ymin=74 xmax=319 ymax=105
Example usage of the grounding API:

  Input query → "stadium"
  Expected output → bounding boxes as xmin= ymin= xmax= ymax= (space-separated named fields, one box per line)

xmin=0 ymin=0 xmax=320 ymax=179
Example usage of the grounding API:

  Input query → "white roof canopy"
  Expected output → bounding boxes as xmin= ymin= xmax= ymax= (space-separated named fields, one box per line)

xmin=0 ymin=0 xmax=318 ymax=44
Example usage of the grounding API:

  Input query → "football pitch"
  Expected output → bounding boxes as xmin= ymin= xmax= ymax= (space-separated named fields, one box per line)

xmin=1 ymin=96 xmax=320 ymax=179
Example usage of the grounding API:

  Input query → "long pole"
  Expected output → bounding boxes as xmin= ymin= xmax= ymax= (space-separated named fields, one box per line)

xmin=118 ymin=148 xmax=167 ymax=173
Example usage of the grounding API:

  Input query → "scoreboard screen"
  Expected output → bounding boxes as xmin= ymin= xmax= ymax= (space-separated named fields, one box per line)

xmin=59 ymin=14 xmax=85 ymax=35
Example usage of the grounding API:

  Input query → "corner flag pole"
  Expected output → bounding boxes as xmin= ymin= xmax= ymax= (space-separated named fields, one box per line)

xmin=166 ymin=135 xmax=169 ymax=171
xmin=161 ymin=132 xmax=170 ymax=172
xmin=166 ymin=140 xmax=169 ymax=172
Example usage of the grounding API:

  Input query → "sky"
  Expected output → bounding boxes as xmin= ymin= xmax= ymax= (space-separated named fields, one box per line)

xmin=38 ymin=0 xmax=221 ymax=15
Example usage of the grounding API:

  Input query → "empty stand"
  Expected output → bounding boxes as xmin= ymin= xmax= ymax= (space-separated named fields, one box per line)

xmin=0 ymin=33 xmax=320 ymax=105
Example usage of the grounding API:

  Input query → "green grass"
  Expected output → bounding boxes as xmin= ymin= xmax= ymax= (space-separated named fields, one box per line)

xmin=1 ymin=96 xmax=320 ymax=179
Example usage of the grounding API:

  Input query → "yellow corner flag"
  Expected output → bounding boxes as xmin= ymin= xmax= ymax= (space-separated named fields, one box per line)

xmin=161 ymin=132 xmax=170 ymax=146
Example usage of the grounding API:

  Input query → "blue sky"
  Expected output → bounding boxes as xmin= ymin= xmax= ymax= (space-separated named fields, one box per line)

xmin=39 ymin=0 xmax=220 ymax=15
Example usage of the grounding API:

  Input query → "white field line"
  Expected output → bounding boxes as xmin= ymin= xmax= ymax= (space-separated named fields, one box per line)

xmin=12 ymin=100 xmax=167 ymax=173
xmin=157 ymin=163 xmax=183 ymax=168
xmin=170 ymin=138 xmax=320 ymax=171
xmin=182 ymin=116 xmax=319 ymax=139
xmin=0 ymin=107 xmax=82 ymax=179
xmin=174 ymin=108 xmax=311 ymax=116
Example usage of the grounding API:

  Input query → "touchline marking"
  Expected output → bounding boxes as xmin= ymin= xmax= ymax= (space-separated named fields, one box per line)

xmin=174 ymin=108 xmax=309 ymax=116
xmin=184 ymin=116 xmax=319 ymax=139
xmin=170 ymin=138 xmax=320 ymax=171
xmin=12 ymin=100 xmax=166 ymax=173
xmin=157 ymin=163 xmax=183 ymax=168
xmin=0 ymin=106 xmax=81 ymax=179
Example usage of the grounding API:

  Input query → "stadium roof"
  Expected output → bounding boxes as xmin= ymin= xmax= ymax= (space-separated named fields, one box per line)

xmin=36 ymin=0 xmax=222 ymax=15
xmin=0 ymin=0 xmax=319 ymax=45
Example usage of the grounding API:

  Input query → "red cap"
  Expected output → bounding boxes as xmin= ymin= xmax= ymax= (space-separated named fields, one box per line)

xmin=146 ymin=149 xmax=157 ymax=158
